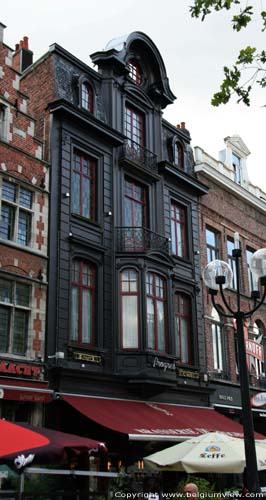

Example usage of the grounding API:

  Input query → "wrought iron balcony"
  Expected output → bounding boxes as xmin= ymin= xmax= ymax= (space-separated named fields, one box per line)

xmin=119 ymin=140 xmax=158 ymax=173
xmin=116 ymin=227 xmax=169 ymax=253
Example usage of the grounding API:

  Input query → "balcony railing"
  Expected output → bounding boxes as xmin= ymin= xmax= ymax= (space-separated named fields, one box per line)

xmin=119 ymin=140 xmax=158 ymax=173
xmin=116 ymin=227 xmax=169 ymax=253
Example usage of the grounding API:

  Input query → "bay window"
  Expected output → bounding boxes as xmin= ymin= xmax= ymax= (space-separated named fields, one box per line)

xmin=70 ymin=259 xmax=95 ymax=346
xmin=146 ymin=272 xmax=167 ymax=353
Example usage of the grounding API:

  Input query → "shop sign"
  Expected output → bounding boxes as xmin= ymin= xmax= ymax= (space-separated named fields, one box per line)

xmin=0 ymin=361 xmax=40 ymax=378
xmin=72 ymin=351 xmax=102 ymax=364
xmin=176 ymin=367 xmax=200 ymax=379
xmin=251 ymin=392 xmax=266 ymax=408
xmin=218 ymin=394 xmax=234 ymax=402
xmin=152 ymin=357 xmax=176 ymax=372
xmin=245 ymin=340 xmax=264 ymax=361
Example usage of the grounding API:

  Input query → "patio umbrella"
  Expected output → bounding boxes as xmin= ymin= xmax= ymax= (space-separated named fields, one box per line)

xmin=0 ymin=419 xmax=106 ymax=471
xmin=144 ymin=431 xmax=266 ymax=473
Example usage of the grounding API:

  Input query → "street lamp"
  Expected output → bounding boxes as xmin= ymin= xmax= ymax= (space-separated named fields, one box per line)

xmin=202 ymin=242 xmax=266 ymax=493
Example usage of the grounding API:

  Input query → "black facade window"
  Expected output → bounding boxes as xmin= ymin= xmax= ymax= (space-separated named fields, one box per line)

xmin=72 ymin=149 xmax=96 ymax=220
xmin=174 ymin=142 xmax=184 ymax=169
xmin=170 ymin=201 xmax=187 ymax=258
xmin=125 ymin=105 xmax=144 ymax=147
xmin=70 ymin=259 xmax=95 ymax=346
xmin=211 ymin=307 xmax=226 ymax=373
xmin=146 ymin=272 xmax=168 ymax=353
xmin=128 ymin=59 xmax=142 ymax=85
xmin=0 ymin=179 xmax=32 ymax=246
xmin=120 ymin=269 xmax=139 ymax=349
xmin=123 ymin=177 xmax=148 ymax=251
xmin=0 ymin=277 xmax=30 ymax=355
xmin=174 ymin=293 xmax=191 ymax=364
xmin=81 ymin=82 xmax=93 ymax=112
xmin=206 ymin=227 xmax=219 ymax=263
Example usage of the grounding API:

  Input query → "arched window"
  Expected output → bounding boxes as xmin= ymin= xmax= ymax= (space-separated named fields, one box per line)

xmin=128 ymin=59 xmax=142 ymax=85
xmin=70 ymin=259 xmax=95 ymax=346
xmin=146 ymin=272 xmax=167 ymax=353
xmin=81 ymin=82 xmax=93 ymax=112
xmin=174 ymin=293 xmax=191 ymax=364
xmin=211 ymin=307 xmax=225 ymax=371
xmin=174 ymin=142 xmax=184 ymax=169
xmin=120 ymin=269 xmax=139 ymax=349
xmin=251 ymin=320 xmax=265 ymax=378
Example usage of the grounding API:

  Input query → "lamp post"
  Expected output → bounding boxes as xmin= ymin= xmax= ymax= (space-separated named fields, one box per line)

xmin=202 ymin=243 xmax=266 ymax=493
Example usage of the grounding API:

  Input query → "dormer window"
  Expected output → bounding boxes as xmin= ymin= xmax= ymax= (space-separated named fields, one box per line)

xmin=174 ymin=142 xmax=184 ymax=169
xmin=81 ymin=82 xmax=93 ymax=112
xmin=128 ymin=59 xmax=142 ymax=85
xmin=232 ymin=152 xmax=241 ymax=184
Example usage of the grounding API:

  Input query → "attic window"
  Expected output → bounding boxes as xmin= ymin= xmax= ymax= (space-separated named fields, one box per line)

xmin=128 ymin=59 xmax=142 ymax=85
xmin=81 ymin=82 xmax=93 ymax=112
xmin=232 ymin=152 xmax=241 ymax=185
xmin=174 ymin=142 xmax=184 ymax=169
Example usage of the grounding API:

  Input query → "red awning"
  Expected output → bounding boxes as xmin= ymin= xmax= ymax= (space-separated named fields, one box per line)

xmin=0 ymin=378 xmax=53 ymax=403
xmin=62 ymin=395 xmax=263 ymax=441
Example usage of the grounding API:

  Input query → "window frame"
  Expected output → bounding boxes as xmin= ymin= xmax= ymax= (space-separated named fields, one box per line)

xmin=0 ymin=178 xmax=33 ymax=247
xmin=170 ymin=200 xmax=188 ymax=258
xmin=81 ymin=81 xmax=93 ymax=113
xmin=146 ymin=272 xmax=168 ymax=354
xmin=125 ymin=104 xmax=145 ymax=148
xmin=71 ymin=148 xmax=96 ymax=221
xmin=227 ymin=237 xmax=238 ymax=289
xmin=173 ymin=142 xmax=184 ymax=169
xmin=246 ymin=247 xmax=256 ymax=293
xmin=70 ymin=259 xmax=96 ymax=347
xmin=174 ymin=292 xmax=192 ymax=365
xmin=211 ymin=307 xmax=224 ymax=372
xmin=120 ymin=268 xmax=140 ymax=350
xmin=0 ymin=277 xmax=30 ymax=356
xmin=232 ymin=152 xmax=242 ymax=185
xmin=206 ymin=227 xmax=220 ymax=263
xmin=128 ymin=59 xmax=142 ymax=86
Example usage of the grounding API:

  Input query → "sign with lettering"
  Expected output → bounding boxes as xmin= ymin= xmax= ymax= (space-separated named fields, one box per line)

xmin=152 ymin=357 xmax=176 ymax=372
xmin=176 ymin=367 xmax=200 ymax=380
xmin=72 ymin=352 xmax=102 ymax=364
xmin=0 ymin=361 xmax=40 ymax=378
xmin=245 ymin=340 xmax=264 ymax=361
xmin=218 ymin=394 xmax=233 ymax=402
xmin=251 ymin=392 xmax=266 ymax=408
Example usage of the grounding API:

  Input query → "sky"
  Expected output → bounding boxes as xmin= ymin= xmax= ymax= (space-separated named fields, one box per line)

xmin=2 ymin=0 xmax=266 ymax=189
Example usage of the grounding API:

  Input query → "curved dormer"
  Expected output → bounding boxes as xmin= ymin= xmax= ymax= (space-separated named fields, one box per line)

xmin=91 ymin=31 xmax=176 ymax=109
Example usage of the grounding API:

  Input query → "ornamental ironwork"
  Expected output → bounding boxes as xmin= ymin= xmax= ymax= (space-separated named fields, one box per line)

xmin=116 ymin=227 xmax=169 ymax=253
xmin=119 ymin=140 xmax=158 ymax=173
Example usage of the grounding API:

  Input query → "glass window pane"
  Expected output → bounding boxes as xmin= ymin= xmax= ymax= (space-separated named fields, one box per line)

xmin=82 ymin=177 xmax=91 ymax=218
xmin=0 ymin=204 xmax=15 ymax=240
xmin=72 ymin=172 xmax=80 ymax=214
xmin=13 ymin=310 xmax=27 ymax=355
xmin=19 ymin=188 xmax=32 ymax=209
xmin=180 ymin=318 xmax=189 ymax=363
xmin=147 ymin=297 xmax=155 ymax=349
xmin=0 ymin=279 xmax=12 ymax=303
xmin=157 ymin=301 xmax=165 ymax=351
xmin=122 ymin=296 xmax=138 ymax=348
xmin=0 ymin=306 xmax=9 ymax=351
xmin=15 ymin=283 xmax=30 ymax=307
xmin=2 ymin=181 xmax=16 ymax=202
xmin=70 ymin=287 xmax=79 ymax=341
xmin=18 ymin=211 xmax=31 ymax=246
xmin=82 ymin=289 xmax=92 ymax=343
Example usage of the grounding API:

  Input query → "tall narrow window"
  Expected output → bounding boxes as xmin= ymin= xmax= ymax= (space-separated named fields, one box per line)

xmin=123 ymin=178 xmax=148 ymax=251
xmin=211 ymin=307 xmax=224 ymax=372
xmin=0 ymin=278 xmax=30 ymax=355
xmin=70 ymin=259 xmax=95 ymax=346
xmin=227 ymin=238 xmax=237 ymax=289
xmin=0 ymin=105 xmax=6 ymax=139
xmin=146 ymin=273 xmax=167 ymax=353
xmin=174 ymin=143 xmax=184 ymax=169
xmin=125 ymin=105 xmax=144 ymax=147
xmin=0 ymin=179 xmax=32 ymax=246
xmin=174 ymin=293 xmax=191 ymax=364
xmin=128 ymin=60 xmax=142 ymax=85
xmin=81 ymin=82 xmax=93 ymax=112
xmin=246 ymin=248 xmax=256 ymax=292
xmin=120 ymin=269 xmax=139 ymax=349
xmin=72 ymin=149 xmax=96 ymax=220
xmin=171 ymin=201 xmax=187 ymax=258
xmin=251 ymin=321 xmax=265 ymax=378
xmin=232 ymin=153 xmax=241 ymax=185
xmin=206 ymin=227 xmax=219 ymax=263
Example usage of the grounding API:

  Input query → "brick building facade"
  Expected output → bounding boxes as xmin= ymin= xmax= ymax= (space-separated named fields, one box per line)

xmin=195 ymin=135 xmax=266 ymax=435
xmin=0 ymin=23 xmax=51 ymax=425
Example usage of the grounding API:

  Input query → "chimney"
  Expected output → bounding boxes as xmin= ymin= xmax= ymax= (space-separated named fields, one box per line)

xmin=181 ymin=122 xmax=186 ymax=129
xmin=13 ymin=36 xmax=33 ymax=72
xmin=0 ymin=22 xmax=6 ymax=43
xmin=176 ymin=124 xmax=181 ymax=129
